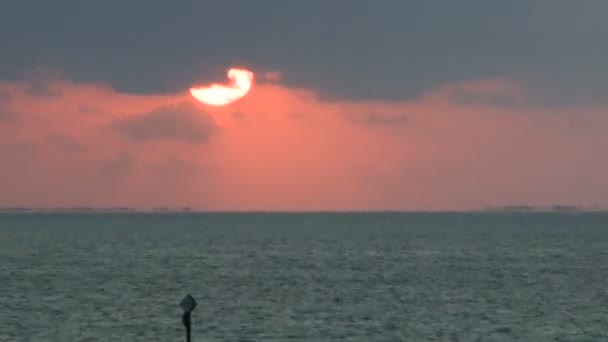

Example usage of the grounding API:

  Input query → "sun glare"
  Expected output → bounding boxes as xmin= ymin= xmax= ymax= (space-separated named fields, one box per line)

xmin=189 ymin=68 xmax=254 ymax=106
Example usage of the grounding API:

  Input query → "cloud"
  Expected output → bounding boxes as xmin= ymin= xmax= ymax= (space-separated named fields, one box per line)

xmin=97 ymin=152 xmax=135 ymax=177
xmin=0 ymin=142 xmax=37 ymax=154
xmin=110 ymin=102 xmax=217 ymax=143
xmin=0 ymin=70 xmax=607 ymax=210
xmin=0 ymin=90 xmax=20 ymax=121
xmin=348 ymin=111 xmax=409 ymax=126
xmin=0 ymin=90 xmax=10 ymax=102
xmin=262 ymin=71 xmax=282 ymax=82
xmin=452 ymin=91 xmax=523 ymax=107
xmin=44 ymin=134 xmax=89 ymax=153
xmin=1 ymin=1 xmax=607 ymax=106
xmin=21 ymin=68 xmax=64 ymax=98
xmin=443 ymin=79 xmax=529 ymax=108
xmin=78 ymin=105 xmax=104 ymax=115
xmin=513 ymin=69 xmax=608 ymax=107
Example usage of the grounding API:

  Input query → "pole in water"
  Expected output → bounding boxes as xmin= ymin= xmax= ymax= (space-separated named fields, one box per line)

xmin=180 ymin=294 xmax=198 ymax=342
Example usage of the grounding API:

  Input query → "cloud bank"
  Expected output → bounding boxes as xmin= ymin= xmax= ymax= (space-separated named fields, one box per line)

xmin=0 ymin=71 xmax=606 ymax=210
xmin=110 ymin=103 xmax=217 ymax=143
xmin=1 ymin=1 xmax=608 ymax=106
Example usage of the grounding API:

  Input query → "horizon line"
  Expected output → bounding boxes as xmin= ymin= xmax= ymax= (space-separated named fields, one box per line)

xmin=0 ymin=206 xmax=606 ymax=214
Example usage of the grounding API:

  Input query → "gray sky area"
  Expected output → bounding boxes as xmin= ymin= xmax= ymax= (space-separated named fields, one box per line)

xmin=1 ymin=1 xmax=607 ymax=105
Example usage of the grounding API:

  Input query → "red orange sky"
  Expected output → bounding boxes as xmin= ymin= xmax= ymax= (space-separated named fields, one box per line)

xmin=0 ymin=69 xmax=606 ymax=211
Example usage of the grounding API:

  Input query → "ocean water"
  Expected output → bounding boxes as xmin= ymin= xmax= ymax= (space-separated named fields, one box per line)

xmin=1 ymin=212 xmax=607 ymax=341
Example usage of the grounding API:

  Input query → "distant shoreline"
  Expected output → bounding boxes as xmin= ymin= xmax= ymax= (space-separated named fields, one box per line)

xmin=0 ymin=207 xmax=605 ymax=214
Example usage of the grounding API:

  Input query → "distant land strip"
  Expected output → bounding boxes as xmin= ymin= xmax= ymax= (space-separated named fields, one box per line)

xmin=0 ymin=206 xmax=606 ymax=213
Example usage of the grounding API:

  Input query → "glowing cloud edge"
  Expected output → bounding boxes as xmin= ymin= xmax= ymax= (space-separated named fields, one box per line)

xmin=189 ymin=68 xmax=254 ymax=106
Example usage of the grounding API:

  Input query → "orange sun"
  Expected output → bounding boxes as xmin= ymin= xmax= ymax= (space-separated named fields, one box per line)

xmin=189 ymin=68 xmax=254 ymax=106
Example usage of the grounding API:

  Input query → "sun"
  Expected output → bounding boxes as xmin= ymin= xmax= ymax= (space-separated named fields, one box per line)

xmin=189 ymin=68 xmax=254 ymax=106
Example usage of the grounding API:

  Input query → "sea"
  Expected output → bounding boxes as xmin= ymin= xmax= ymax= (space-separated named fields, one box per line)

xmin=1 ymin=212 xmax=607 ymax=341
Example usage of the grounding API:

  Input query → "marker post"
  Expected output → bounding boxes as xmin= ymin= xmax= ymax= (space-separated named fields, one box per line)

xmin=180 ymin=294 xmax=198 ymax=342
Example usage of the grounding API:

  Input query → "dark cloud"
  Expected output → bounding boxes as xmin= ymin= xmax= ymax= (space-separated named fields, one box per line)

xmin=44 ymin=134 xmax=89 ymax=153
xmin=21 ymin=68 xmax=63 ymax=98
xmin=97 ymin=152 xmax=135 ymax=177
xmin=110 ymin=102 xmax=217 ymax=143
xmin=0 ymin=142 xmax=37 ymax=154
xmin=349 ymin=112 xmax=409 ymax=126
xmin=78 ymin=105 xmax=105 ymax=115
xmin=0 ymin=90 xmax=11 ymax=102
xmin=25 ymin=81 xmax=61 ymax=98
xmin=151 ymin=154 xmax=215 ymax=177
xmin=0 ymin=109 xmax=20 ymax=121
xmin=0 ymin=1 xmax=607 ymax=105
xmin=450 ymin=90 xmax=524 ymax=108
xmin=514 ymin=69 xmax=608 ymax=107
xmin=0 ymin=91 xmax=20 ymax=121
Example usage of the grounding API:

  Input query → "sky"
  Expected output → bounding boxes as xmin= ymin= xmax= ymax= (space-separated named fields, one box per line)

xmin=1 ymin=1 xmax=607 ymax=210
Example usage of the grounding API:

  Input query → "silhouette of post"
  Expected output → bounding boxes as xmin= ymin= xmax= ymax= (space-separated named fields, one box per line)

xmin=180 ymin=294 xmax=198 ymax=342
